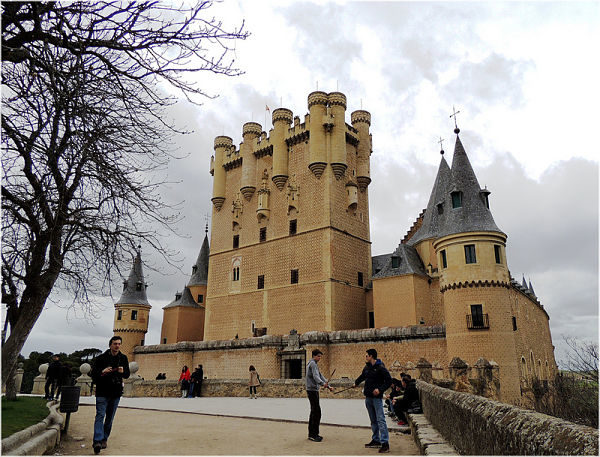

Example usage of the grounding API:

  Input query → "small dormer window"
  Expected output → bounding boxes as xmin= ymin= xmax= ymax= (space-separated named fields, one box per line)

xmin=136 ymin=282 xmax=142 ymax=291
xmin=391 ymin=256 xmax=400 ymax=268
xmin=192 ymin=265 xmax=198 ymax=274
xmin=451 ymin=191 xmax=462 ymax=208
xmin=484 ymin=194 xmax=490 ymax=209
xmin=123 ymin=281 xmax=127 ymax=292
xmin=480 ymin=188 xmax=491 ymax=209
xmin=437 ymin=203 xmax=444 ymax=215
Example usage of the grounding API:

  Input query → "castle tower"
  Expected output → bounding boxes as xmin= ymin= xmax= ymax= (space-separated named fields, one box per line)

xmin=113 ymin=247 xmax=151 ymax=360
xmin=351 ymin=110 xmax=372 ymax=191
xmin=160 ymin=227 xmax=209 ymax=344
xmin=431 ymin=133 xmax=520 ymax=402
xmin=240 ymin=122 xmax=262 ymax=200
xmin=211 ymin=136 xmax=232 ymax=211
xmin=205 ymin=91 xmax=372 ymax=340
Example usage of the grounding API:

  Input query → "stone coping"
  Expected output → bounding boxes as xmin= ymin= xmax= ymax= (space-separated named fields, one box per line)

xmin=135 ymin=325 xmax=446 ymax=354
xmin=1 ymin=400 xmax=64 ymax=455
xmin=417 ymin=380 xmax=599 ymax=455
xmin=407 ymin=413 xmax=457 ymax=455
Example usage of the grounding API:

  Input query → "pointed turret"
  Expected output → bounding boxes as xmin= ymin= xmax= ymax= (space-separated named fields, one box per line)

xmin=521 ymin=275 xmax=528 ymax=291
xmin=408 ymin=155 xmax=451 ymax=245
xmin=188 ymin=232 xmax=210 ymax=287
xmin=113 ymin=246 xmax=152 ymax=360
xmin=528 ymin=279 xmax=536 ymax=296
xmin=437 ymin=136 xmax=504 ymax=238
xmin=115 ymin=248 xmax=150 ymax=306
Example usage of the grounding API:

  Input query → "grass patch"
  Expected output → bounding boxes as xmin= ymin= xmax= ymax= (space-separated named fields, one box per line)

xmin=1 ymin=396 xmax=50 ymax=439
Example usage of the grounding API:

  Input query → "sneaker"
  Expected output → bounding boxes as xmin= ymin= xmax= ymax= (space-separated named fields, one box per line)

xmin=397 ymin=420 xmax=408 ymax=426
xmin=378 ymin=442 xmax=390 ymax=453
xmin=308 ymin=435 xmax=323 ymax=442
xmin=93 ymin=441 xmax=101 ymax=454
xmin=365 ymin=440 xmax=382 ymax=448
xmin=101 ymin=440 xmax=107 ymax=449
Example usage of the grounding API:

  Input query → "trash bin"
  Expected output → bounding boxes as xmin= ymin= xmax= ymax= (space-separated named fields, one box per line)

xmin=60 ymin=385 xmax=81 ymax=413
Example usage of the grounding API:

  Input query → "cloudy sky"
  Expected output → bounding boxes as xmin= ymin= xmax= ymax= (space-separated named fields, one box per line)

xmin=18 ymin=1 xmax=598 ymax=367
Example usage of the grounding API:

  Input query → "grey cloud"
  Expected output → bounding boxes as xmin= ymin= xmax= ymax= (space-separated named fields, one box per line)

xmin=444 ymin=53 xmax=534 ymax=110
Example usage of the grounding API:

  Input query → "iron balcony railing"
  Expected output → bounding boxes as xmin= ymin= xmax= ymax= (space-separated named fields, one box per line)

xmin=466 ymin=313 xmax=489 ymax=329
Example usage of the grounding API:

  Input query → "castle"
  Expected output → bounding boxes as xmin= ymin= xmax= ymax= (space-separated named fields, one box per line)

xmin=114 ymin=91 xmax=557 ymax=405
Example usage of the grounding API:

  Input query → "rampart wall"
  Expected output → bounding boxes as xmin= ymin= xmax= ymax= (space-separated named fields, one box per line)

xmin=416 ymin=379 xmax=598 ymax=455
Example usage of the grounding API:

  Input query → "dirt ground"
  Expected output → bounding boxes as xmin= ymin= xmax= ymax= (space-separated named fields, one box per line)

xmin=52 ymin=405 xmax=419 ymax=456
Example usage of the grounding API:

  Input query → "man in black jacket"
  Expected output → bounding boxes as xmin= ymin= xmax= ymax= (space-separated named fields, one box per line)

xmin=45 ymin=355 xmax=61 ymax=400
xmin=394 ymin=375 xmax=419 ymax=426
xmin=91 ymin=336 xmax=130 ymax=454
xmin=354 ymin=348 xmax=392 ymax=453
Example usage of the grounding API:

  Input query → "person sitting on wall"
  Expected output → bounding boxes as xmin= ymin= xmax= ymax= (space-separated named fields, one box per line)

xmin=384 ymin=378 xmax=402 ymax=418
xmin=393 ymin=375 xmax=420 ymax=426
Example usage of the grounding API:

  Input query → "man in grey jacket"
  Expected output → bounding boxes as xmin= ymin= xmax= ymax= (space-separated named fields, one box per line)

xmin=306 ymin=349 xmax=332 ymax=442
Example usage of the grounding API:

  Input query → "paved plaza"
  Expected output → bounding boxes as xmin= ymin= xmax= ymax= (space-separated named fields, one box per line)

xmin=50 ymin=395 xmax=418 ymax=455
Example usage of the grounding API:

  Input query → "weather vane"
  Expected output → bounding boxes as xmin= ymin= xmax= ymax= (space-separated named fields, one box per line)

xmin=438 ymin=136 xmax=445 ymax=155
xmin=450 ymin=105 xmax=461 ymax=134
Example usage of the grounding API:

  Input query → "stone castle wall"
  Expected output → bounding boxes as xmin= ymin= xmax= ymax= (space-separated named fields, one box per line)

xmin=417 ymin=379 xmax=598 ymax=455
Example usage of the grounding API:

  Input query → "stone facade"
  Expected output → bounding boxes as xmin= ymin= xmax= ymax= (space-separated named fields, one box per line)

xmin=136 ymin=90 xmax=557 ymax=408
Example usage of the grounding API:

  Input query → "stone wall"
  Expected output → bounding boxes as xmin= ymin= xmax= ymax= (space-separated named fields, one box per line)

xmin=417 ymin=380 xmax=598 ymax=455
xmin=126 ymin=378 xmax=364 ymax=399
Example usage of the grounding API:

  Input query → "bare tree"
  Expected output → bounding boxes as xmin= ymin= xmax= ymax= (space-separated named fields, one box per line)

xmin=563 ymin=336 xmax=598 ymax=382
xmin=1 ymin=1 xmax=248 ymax=399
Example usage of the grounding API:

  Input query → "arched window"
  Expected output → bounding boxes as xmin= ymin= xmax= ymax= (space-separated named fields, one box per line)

xmin=530 ymin=351 xmax=536 ymax=378
xmin=520 ymin=357 xmax=527 ymax=379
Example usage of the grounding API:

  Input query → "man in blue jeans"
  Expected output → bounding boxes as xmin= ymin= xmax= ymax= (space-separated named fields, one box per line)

xmin=354 ymin=348 xmax=392 ymax=453
xmin=90 ymin=336 xmax=130 ymax=454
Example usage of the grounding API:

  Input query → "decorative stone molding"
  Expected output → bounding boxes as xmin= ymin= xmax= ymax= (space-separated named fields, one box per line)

xmin=440 ymin=279 xmax=511 ymax=292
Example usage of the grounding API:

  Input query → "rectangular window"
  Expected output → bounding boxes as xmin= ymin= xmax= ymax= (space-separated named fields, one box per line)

xmin=464 ymin=244 xmax=476 ymax=264
xmin=368 ymin=312 xmax=375 ymax=329
xmin=117 ymin=310 xmax=122 ymax=320
xmin=136 ymin=282 xmax=142 ymax=291
xmin=512 ymin=316 xmax=518 ymax=331
xmin=257 ymin=275 xmax=265 ymax=289
xmin=259 ymin=227 xmax=267 ymax=242
xmin=131 ymin=310 xmax=138 ymax=321
xmin=494 ymin=245 xmax=501 ymax=264
xmin=441 ymin=250 xmax=447 ymax=269
xmin=357 ymin=272 xmax=364 ymax=287
xmin=470 ymin=305 xmax=483 ymax=327
xmin=451 ymin=191 xmax=462 ymax=208
xmin=198 ymin=294 xmax=204 ymax=304
xmin=289 ymin=219 xmax=297 ymax=235
xmin=163 ymin=338 xmax=167 ymax=344
xmin=233 ymin=235 xmax=239 ymax=249
xmin=391 ymin=256 xmax=399 ymax=268
xmin=291 ymin=269 xmax=299 ymax=284
xmin=140 ymin=339 xmax=144 ymax=346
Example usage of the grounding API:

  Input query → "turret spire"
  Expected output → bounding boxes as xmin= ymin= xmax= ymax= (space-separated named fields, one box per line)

xmin=116 ymin=248 xmax=150 ymax=306
xmin=188 ymin=233 xmax=210 ymax=287
xmin=450 ymin=106 xmax=461 ymax=134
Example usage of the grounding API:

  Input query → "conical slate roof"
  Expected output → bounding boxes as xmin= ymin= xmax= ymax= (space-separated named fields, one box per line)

xmin=163 ymin=286 xmax=203 ymax=309
xmin=115 ymin=249 xmax=150 ymax=306
xmin=528 ymin=280 xmax=536 ymax=296
xmin=408 ymin=156 xmax=451 ymax=245
xmin=372 ymin=244 xmax=428 ymax=279
xmin=188 ymin=233 xmax=209 ymax=287
xmin=436 ymin=136 xmax=504 ymax=238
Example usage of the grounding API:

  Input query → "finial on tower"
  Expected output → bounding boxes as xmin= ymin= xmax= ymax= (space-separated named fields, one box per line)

xmin=450 ymin=105 xmax=461 ymax=134
xmin=204 ymin=213 xmax=210 ymax=235
xmin=438 ymin=136 xmax=445 ymax=155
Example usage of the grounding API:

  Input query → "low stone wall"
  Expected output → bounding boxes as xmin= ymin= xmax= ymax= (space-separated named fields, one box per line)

xmin=416 ymin=380 xmax=599 ymax=455
xmin=1 ymin=401 xmax=63 ymax=456
xmin=126 ymin=378 xmax=364 ymax=399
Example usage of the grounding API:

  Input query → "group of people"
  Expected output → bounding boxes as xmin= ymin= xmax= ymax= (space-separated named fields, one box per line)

xmin=178 ymin=364 xmax=204 ymax=398
xmin=306 ymin=347 xmax=421 ymax=454
xmin=87 ymin=335 xmax=418 ymax=455
xmin=44 ymin=354 xmax=73 ymax=401
xmin=384 ymin=373 xmax=420 ymax=426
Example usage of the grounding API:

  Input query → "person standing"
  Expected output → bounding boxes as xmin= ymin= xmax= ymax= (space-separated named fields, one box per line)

xmin=189 ymin=365 xmax=203 ymax=398
xmin=306 ymin=349 xmax=332 ymax=442
xmin=91 ymin=336 xmax=130 ymax=454
xmin=45 ymin=354 xmax=61 ymax=400
xmin=354 ymin=348 xmax=392 ymax=453
xmin=178 ymin=365 xmax=191 ymax=397
xmin=248 ymin=365 xmax=260 ymax=399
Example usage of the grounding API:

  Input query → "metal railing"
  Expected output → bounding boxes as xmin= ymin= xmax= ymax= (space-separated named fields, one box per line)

xmin=466 ymin=313 xmax=489 ymax=329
